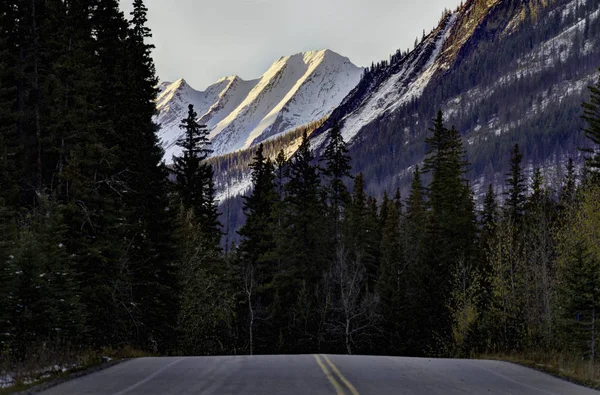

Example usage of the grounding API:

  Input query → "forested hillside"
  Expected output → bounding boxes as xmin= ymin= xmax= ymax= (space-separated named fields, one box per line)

xmin=312 ymin=0 xmax=600 ymax=200
xmin=0 ymin=0 xmax=182 ymax=384
xmin=2 ymin=0 xmax=600 ymax=390
xmin=227 ymin=93 xmax=600 ymax=360
xmin=209 ymin=118 xmax=326 ymax=246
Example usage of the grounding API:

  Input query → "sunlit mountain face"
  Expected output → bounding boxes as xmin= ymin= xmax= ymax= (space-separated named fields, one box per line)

xmin=155 ymin=49 xmax=363 ymax=162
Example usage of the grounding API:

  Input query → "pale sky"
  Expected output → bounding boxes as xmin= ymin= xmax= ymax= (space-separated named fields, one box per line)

xmin=119 ymin=0 xmax=462 ymax=89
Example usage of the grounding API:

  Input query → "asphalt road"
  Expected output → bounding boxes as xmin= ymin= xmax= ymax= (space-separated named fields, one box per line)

xmin=40 ymin=355 xmax=599 ymax=394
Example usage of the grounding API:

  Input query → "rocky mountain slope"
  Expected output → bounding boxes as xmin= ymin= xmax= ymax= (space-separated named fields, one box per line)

xmin=311 ymin=0 xmax=600 ymax=200
xmin=155 ymin=50 xmax=363 ymax=161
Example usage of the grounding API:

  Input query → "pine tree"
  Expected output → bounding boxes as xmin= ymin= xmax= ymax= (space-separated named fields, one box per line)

xmin=280 ymin=131 xmax=325 ymax=350
xmin=377 ymin=197 xmax=406 ymax=353
xmin=482 ymin=184 xmax=498 ymax=233
xmin=559 ymin=158 xmax=577 ymax=209
xmin=557 ymin=186 xmax=600 ymax=359
xmin=582 ymin=70 xmax=600 ymax=176
xmin=505 ymin=144 xmax=527 ymax=224
xmin=118 ymin=0 xmax=179 ymax=352
xmin=238 ymin=144 xmax=279 ymax=353
xmin=420 ymin=111 xmax=476 ymax=353
xmin=239 ymin=144 xmax=277 ymax=274
xmin=174 ymin=104 xmax=211 ymax=214
xmin=321 ymin=120 xmax=352 ymax=241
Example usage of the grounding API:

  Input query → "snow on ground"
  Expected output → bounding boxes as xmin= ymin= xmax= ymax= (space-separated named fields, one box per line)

xmin=215 ymin=175 xmax=252 ymax=203
xmin=0 ymin=364 xmax=76 ymax=390
xmin=443 ymin=5 xmax=599 ymax=128
xmin=1 ymin=374 xmax=14 ymax=389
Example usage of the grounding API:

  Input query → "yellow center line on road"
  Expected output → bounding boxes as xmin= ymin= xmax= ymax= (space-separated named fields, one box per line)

xmin=314 ymin=354 xmax=346 ymax=395
xmin=321 ymin=355 xmax=360 ymax=395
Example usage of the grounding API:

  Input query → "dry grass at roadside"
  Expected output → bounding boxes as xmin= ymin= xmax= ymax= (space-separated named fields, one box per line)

xmin=480 ymin=351 xmax=600 ymax=389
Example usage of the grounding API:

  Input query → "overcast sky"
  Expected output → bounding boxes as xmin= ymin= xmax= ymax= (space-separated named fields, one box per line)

xmin=119 ymin=0 xmax=462 ymax=89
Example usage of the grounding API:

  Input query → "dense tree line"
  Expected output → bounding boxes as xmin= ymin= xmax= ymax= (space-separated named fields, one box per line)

xmin=0 ymin=0 xmax=210 ymax=364
xmin=2 ymin=0 xmax=600 ymax=368
xmin=230 ymin=74 xmax=600 ymax=358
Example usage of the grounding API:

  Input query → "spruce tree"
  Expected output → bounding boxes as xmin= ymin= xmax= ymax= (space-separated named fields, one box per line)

xmin=505 ymin=144 xmax=527 ymax=224
xmin=421 ymin=111 xmax=476 ymax=353
xmin=557 ymin=186 xmax=600 ymax=359
xmin=239 ymin=144 xmax=277 ymax=274
xmin=379 ymin=192 xmax=390 ymax=230
xmin=582 ymin=70 xmax=600 ymax=176
xmin=118 ymin=0 xmax=179 ymax=352
xmin=559 ymin=158 xmax=577 ymax=209
xmin=174 ymin=104 xmax=211 ymax=214
xmin=176 ymin=205 xmax=235 ymax=355
xmin=281 ymin=131 xmax=325 ymax=350
xmin=284 ymin=131 xmax=324 ymax=281
xmin=393 ymin=188 xmax=403 ymax=214
xmin=377 ymin=197 xmax=406 ymax=353
xmin=238 ymin=144 xmax=280 ymax=353
xmin=482 ymin=184 xmax=498 ymax=233
xmin=402 ymin=166 xmax=427 ymax=353
xmin=523 ymin=168 xmax=556 ymax=346
xmin=321 ymin=120 xmax=352 ymax=241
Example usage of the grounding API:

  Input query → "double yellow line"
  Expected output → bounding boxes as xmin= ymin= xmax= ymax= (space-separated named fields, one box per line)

xmin=314 ymin=354 xmax=359 ymax=395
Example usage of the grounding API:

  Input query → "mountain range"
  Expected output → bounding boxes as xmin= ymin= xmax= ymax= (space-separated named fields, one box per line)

xmin=311 ymin=0 xmax=600 ymax=199
xmin=206 ymin=0 xmax=600 ymax=219
xmin=155 ymin=50 xmax=363 ymax=160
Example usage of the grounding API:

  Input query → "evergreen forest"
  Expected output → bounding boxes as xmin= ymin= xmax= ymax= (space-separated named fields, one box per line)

xmin=2 ymin=0 xmax=600 ymax=386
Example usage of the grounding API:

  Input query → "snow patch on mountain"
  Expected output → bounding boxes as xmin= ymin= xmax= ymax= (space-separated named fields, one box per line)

xmin=155 ymin=77 xmax=233 ymax=156
xmin=339 ymin=13 xmax=458 ymax=143
xmin=209 ymin=50 xmax=363 ymax=156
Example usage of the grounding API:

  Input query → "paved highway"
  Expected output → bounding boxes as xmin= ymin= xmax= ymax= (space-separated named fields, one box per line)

xmin=40 ymin=355 xmax=598 ymax=394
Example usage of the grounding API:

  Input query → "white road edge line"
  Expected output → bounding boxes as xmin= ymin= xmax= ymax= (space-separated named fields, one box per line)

xmin=112 ymin=358 xmax=186 ymax=395
xmin=472 ymin=362 xmax=563 ymax=395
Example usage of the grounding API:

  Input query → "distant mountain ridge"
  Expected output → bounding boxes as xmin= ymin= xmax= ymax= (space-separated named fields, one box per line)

xmin=155 ymin=49 xmax=363 ymax=161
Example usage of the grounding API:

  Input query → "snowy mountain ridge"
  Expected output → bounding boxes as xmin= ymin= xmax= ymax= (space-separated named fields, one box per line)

xmin=154 ymin=49 xmax=363 ymax=161
xmin=308 ymin=0 xmax=600 ymax=200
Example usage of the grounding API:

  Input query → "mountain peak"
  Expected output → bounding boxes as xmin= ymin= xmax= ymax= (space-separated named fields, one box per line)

xmin=217 ymin=75 xmax=241 ymax=84
xmin=172 ymin=78 xmax=190 ymax=89
xmin=154 ymin=49 xmax=363 ymax=161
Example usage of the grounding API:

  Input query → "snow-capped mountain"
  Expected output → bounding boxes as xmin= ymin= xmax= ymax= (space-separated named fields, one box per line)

xmin=155 ymin=50 xmax=363 ymax=161
xmin=207 ymin=0 xmax=600 ymax=243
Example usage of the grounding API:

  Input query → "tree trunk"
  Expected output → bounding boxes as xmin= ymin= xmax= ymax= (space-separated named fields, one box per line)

xmin=346 ymin=318 xmax=352 ymax=355
xmin=592 ymin=307 xmax=595 ymax=362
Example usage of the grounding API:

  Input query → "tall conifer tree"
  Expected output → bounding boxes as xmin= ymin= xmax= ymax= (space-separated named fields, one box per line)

xmin=321 ymin=120 xmax=352 ymax=241
xmin=582 ymin=71 xmax=600 ymax=176
xmin=505 ymin=144 xmax=527 ymax=224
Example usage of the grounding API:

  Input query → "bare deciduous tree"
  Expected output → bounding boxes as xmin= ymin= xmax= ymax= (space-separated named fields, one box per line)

xmin=326 ymin=245 xmax=380 ymax=355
